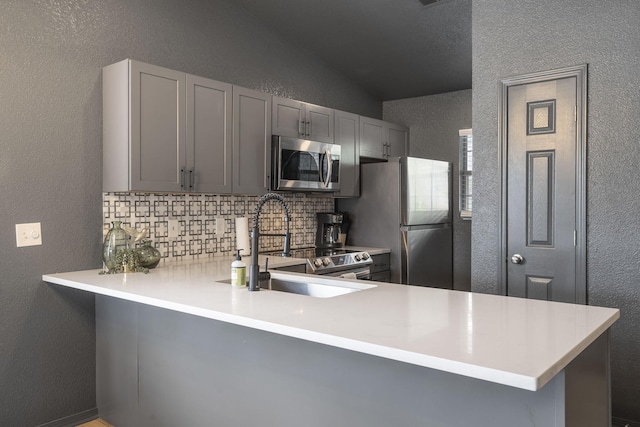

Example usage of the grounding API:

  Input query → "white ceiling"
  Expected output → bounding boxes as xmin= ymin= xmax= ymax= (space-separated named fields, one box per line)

xmin=233 ymin=0 xmax=472 ymax=101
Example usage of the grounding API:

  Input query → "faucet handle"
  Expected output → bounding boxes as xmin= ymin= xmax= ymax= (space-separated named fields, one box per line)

xmin=258 ymin=257 xmax=271 ymax=284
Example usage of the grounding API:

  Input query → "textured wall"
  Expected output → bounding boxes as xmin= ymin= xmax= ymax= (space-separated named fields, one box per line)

xmin=0 ymin=0 xmax=379 ymax=425
xmin=383 ymin=90 xmax=472 ymax=291
xmin=472 ymin=0 xmax=640 ymax=421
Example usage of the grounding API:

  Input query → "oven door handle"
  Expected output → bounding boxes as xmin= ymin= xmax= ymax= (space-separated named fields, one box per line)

xmin=337 ymin=267 xmax=371 ymax=280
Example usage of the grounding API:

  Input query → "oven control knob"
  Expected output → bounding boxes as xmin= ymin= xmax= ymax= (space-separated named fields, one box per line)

xmin=322 ymin=257 xmax=331 ymax=266
xmin=361 ymin=252 xmax=370 ymax=260
xmin=313 ymin=258 xmax=323 ymax=268
xmin=354 ymin=254 xmax=362 ymax=261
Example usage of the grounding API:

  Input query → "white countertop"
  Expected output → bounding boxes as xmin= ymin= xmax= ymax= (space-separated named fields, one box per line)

xmin=43 ymin=256 xmax=618 ymax=392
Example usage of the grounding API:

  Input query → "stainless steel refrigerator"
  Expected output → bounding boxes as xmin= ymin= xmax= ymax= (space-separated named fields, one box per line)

xmin=337 ymin=157 xmax=452 ymax=288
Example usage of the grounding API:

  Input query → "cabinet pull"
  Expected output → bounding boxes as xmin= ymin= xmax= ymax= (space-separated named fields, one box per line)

xmin=180 ymin=168 xmax=186 ymax=190
xmin=298 ymin=120 xmax=304 ymax=137
xmin=306 ymin=120 xmax=311 ymax=137
xmin=189 ymin=168 xmax=194 ymax=191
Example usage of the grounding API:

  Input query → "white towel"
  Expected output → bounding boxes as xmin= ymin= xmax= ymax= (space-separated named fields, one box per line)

xmin=340 ymin=272 xmax=357 ymax=280
xmin=235 ymin=217 xmax=251 ymax=256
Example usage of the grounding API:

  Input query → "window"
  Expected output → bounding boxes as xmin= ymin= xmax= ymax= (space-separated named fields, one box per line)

xmin=459 ymin=129 xmax=472 ymax=220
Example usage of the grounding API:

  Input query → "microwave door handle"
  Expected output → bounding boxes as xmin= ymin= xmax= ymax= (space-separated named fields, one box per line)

xmin=323 ymin=149 xmax=332 ymax=188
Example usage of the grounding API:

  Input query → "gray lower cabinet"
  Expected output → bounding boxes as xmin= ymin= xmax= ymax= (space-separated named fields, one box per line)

xmin=98 ymin=294 xmax=595 ymax=427
xmin=334 ymin=110 xmax=360 ymax=198
xmin=232 ymin=86 xmax=271 ymax=195
xmin=360 ymin=117 xmax=408 ymax=160
xmin=272 ymin=96 xmax=334 ymax=143
xmin=370 ymin=253 xmax=391 ymax=282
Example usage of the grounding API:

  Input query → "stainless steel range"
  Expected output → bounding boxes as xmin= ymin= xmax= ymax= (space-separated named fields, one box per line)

xmin=263 ymin=247 xmax=373 ymax=279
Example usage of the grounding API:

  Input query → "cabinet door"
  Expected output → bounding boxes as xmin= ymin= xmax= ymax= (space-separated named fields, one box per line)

xmin=272 ymin=96 xmax=304 ymax=138
xmin=370 ymin=253 xmax=391 ymax=274
xmin=370 ymin=271 xmax=391 ymax=282
xmin=186 ymin=75 xmax=233 ymax=193
xmin=387 ymin=123 xmax=408 ymax=158
xmin=130 ymin=61 xmax=186 ymax=192
xmin=359 ymin=117 xmax=386 ymax=159
xmin=306 ymin=104 xmax=334 ymax=143
xmin=233 ymin=86 xmax=271 ymax=195
xmin=334 ymin=110 xmax=359 ymax=197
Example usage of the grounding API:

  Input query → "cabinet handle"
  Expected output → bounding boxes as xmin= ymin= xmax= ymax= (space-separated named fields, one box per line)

xmin=180 ymin=168 xmax=186 ymax=190
xmin=298 ymin=120 xmax=304 ymax=137
xmin=189 ymin=168 xmax=194 ymax=191
xmin=306 ymin=120 xmax=311 ymax=137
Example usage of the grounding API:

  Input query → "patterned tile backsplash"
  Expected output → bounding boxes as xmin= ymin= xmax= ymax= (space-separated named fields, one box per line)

xmin=103 ymin=192 xmax=335 ymax=262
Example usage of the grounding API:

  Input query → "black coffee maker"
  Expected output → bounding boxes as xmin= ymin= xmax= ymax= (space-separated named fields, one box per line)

xmin=315 ymin=212 xmax=343 ymax=249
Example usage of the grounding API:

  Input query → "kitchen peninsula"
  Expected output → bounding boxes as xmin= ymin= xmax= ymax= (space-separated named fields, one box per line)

xmin=43 ymin=257 xmax=619 ymax=427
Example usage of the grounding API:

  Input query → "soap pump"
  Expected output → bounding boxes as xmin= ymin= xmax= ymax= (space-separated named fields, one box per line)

xmin=231 ymin=249 xmax=246 ymax=288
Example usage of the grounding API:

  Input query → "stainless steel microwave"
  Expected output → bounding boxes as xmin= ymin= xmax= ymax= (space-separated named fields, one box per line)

xmin=271 ymin=135 xmax=341 ymax=192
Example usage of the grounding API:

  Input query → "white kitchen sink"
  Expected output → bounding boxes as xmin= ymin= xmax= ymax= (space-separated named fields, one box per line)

xmin=219 ymin=272 xmax=376 ymax=298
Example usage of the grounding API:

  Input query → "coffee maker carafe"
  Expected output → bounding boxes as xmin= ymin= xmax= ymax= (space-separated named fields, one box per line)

xmin=316 ymin=213 xmax=343 ymax=249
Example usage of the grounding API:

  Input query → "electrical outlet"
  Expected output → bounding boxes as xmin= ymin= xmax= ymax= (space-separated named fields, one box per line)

xmin=168 ymin=220 xmax=180 ymax=238
xmin=215 ymin=217 xmax=226 ymax=235
xmin=16 ymin=222 xmax=42 ymax=247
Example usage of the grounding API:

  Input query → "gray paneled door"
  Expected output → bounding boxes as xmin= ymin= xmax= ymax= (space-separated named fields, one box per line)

xmin=506 ymin=76 xmax=578 ymax=302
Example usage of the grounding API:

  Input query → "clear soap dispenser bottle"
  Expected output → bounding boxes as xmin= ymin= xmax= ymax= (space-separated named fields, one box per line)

xmin=231 ymin=249 xmax=246 ymax=288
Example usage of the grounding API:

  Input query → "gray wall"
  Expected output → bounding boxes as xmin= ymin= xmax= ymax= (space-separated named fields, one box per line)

xmin=0 ymin=1 xmax=379 ymax=425
xmin=383 ymin=90 xmax=472 ymax=291
xmin=471 ymin=0 xmax=640 ymax=422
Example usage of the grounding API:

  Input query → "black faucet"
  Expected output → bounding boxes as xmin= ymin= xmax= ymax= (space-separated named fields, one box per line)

xmin=248 ymin=193 xmax=291 ymax=291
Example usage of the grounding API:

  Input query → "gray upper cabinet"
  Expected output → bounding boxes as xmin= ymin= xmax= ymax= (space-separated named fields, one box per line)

xmin=186 ymin=75 xmax=233 ymax=194
xmin=272 ymin=96 xmax=334 ymax=143
xmin=103 ymin=59 xmax=186 ymax=192
xmin=232 ymin=86 xmax=271 ymax=195
xmin=103 ymin=59 xmax=233 ymax=194
xmin=359 ymin=117 xmax=386 ymax=160
xmin=104 ymin=59 xmax=268 ymax=195
xmin=359 ymin=117 xmax=408 ymax=160
xmin=387 ymin=122 xmax=409 ymax=158
xmin=334 ymin=110 xmax=360 ymax=198
xmin=103 ymin=59 xmax=408 ymax=198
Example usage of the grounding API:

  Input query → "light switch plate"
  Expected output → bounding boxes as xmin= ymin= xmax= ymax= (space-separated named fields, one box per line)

xmin=16 ymin=222 xmax=42 ymax=247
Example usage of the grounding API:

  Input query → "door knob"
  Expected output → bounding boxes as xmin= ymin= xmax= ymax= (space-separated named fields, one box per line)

xmin=511 ymin=254 xmax=524 ymax=264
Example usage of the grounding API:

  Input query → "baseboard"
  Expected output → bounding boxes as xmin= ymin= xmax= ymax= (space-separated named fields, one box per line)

xmin=35 ymin=408 xmax=99 ymax=427
xmin=613 ymin=416 xmax=640 ymax=427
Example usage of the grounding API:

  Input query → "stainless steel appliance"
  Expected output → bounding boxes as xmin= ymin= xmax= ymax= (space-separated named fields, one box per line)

xmin=263 ymin=247 xmax=372 ymax=279
xmin=337 ymin=157 xmax=453 ymax=288
xmin=315 ymin=212 xmax=343 ymax=249
xmin=271 ymin=135 xmax=341 ymax=192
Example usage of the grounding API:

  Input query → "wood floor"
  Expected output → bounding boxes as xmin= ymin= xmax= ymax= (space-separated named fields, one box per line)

xmin=77 ymin=419 xmax=114 ymax=427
